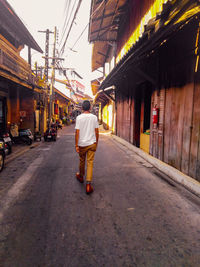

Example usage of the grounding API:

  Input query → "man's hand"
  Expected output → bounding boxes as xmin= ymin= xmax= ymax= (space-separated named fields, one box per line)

xmin=75 ymin=146 xmax=80 ymax=153
xmin=75 ymin=129 xmax=80 ymax=153
xmin=94 ymin=142 xmax=98 ymax=148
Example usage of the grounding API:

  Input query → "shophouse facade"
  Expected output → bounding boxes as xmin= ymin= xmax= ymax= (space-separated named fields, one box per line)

xmin=89 ymin=0 xmax=200 ymax=181
xmin=0 ymin=0 xmax=45 ymax=135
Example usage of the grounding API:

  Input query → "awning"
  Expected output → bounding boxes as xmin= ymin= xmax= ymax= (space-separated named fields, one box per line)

xmin=91 ymin=42 xmax=110 ymax=71
xmin=91 ymin=76 xmax=103 ymax=95
xmin=94 ymin=85 xmax=115 ymax=105
xmin=98 ymin=0 xmax=200 ymax=90
xmin=0 ymin=0 xmax=43 ymax=52
xmin=89 ymin=0 xmax=127 ymax=42
xmin=89 ymin=0 xmax=128 ymax=71
xmin=54 ymin=88 xmax=75 ymax=103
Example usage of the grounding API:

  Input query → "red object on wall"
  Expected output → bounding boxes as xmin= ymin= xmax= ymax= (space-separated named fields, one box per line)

xmin=152 ymin=107 xmax=159 ymax=124
xmin=54 ymin=104 xmax=58 ymax=115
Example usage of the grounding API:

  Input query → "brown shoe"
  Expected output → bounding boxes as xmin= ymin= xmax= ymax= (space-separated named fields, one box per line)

xmin=86 ymin=183 xmax=94 ymax=194
xmin=76 ymin=173 xmax=84 ymax=183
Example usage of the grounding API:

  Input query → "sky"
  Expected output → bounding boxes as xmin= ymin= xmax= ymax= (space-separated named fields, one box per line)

xmin=7 ymin=0 xmax=94 ymax=96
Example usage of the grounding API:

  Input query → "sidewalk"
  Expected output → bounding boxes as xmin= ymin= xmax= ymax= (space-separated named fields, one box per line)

xmin=111 ymin=134 xmax=200 ymax=198
xmin=99 ymin=123 xmax=200 ymax=197
xmin=5 ymin=141 xmax=40 ymax=164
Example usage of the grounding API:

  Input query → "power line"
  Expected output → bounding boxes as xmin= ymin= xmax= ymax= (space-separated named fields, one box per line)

xmin=60 ymin=0 xmax=83 ymax=56
xmin=60 ymin=0 xmax=73 ymax=44
xmin=69 ymin=0 xmax=109 ymax=51
xmin=59 ymin=0 xmax=78 ymax=46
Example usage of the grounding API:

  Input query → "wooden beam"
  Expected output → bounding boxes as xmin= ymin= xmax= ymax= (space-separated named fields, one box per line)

xmin=98 ymin=51 xmax=107 ymax=57
xmin=93 ymin=12 xmax=115 ymax=21
xmin=96 ymin=61 xmax=103 ymax=65
xmin=97 ymin=0 xmax=120 ymax=40
xmin=28 ymin=46 xmax=31 ymax=66
xmin=91 ymin=24 xmax=112 ymax=35
xmin=98 ymin=27 xmax=118 ymax=39
xmin=132 ymin=67 xmax=157 ymax=86
xmin=103 ymin=91 xmax=115 ymax=102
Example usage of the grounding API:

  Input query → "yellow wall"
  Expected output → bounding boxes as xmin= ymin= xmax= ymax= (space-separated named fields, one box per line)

xmin=44 ymin=109 xmax=47 ymax=132
xmin=103 ymin=105 xmax=109 ymax=126
xmin=140 ymin=133 xmax=150 ymax=153
xmin=102 ymin=103 xmax=114 ymax=131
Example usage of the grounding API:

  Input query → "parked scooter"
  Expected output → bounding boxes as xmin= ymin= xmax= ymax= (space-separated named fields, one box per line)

xmin=56 ymin=120 xmax=63 ymax=129
xmin=0 ymin=130 xmax=12 ymax=154
xmin=10 ymin=123 xmax=33 ymax=145
xmin=0 ymin=139 xmax=7 ymax=172
xmin=44 ymin=124 xmax=57 ymax=142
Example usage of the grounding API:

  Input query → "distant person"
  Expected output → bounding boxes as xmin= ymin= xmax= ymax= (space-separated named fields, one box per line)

xmin=75 ymin=100 xmax=99 ymax=194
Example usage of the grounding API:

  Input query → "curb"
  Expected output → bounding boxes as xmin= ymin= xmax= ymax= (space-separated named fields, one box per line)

xmin=111 ymin=134 xmax=200 ymax=197
xmin=5 ymin=142 xmax=40 ymax=164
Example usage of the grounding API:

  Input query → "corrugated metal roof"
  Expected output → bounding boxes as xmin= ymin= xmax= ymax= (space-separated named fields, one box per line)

xmin=89 ymin=0 xmax=127 ymax=42
xmin=89 ymin=0 xmax=128 ymax=71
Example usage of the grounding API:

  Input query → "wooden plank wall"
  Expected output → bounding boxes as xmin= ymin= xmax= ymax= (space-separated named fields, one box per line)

xmin=151 ymin=83 xmax=200 ymax=181
xmin=189 ymin=82 xmax=200 ymax=180
xmin=116 ymin=87 xmax=135 ymax=144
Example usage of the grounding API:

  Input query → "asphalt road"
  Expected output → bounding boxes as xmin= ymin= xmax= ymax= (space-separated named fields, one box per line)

xmin=0 ymin=125 xmax=200 ymax=267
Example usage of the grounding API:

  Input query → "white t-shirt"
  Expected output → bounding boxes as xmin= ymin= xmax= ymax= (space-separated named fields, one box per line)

xmin=75 ymin=113 xmax=99 ymax=147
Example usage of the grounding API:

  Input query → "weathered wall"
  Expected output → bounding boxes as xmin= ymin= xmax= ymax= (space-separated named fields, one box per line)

xmin=150 ymin=82 xmax=200 ymax=181
xmin=116 ymin=81 xmax=135 ymax=145
xmin=19 ymin=87 xmax=34 ymax=133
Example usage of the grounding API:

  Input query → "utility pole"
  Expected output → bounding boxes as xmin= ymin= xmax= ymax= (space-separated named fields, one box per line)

xmin=39 ymin=27 xmax=64 ymax=125
xmin=49 ymin=26 xmax=57 ymax=123
xmin=38 ymin=29 xmax=54 ymax=81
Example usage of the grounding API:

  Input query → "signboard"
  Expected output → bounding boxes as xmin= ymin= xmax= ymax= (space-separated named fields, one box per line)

xmin=19 ymin=111 xmax=26 ymax=117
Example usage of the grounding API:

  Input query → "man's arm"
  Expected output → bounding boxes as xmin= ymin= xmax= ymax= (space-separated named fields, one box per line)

xmin=95 ymin=128 xmax=99 ymax=146
xmin=75 ymin=129 xmax=80 ymax=153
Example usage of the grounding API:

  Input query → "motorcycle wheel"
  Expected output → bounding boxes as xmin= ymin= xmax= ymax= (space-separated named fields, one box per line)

xmin=23 ymin=137 xmax=32 ymax=145
xmin=27 ymin=138 xmax=32 ymax=145
xmin=0 ymin=153 xmax=4 ymax=172
xmin=7 ymin=143 xmax=12 ymax=155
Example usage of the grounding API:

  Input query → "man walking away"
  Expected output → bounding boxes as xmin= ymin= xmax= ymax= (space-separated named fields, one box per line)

xmin=75 ymin=100 xmax=99 ymax=194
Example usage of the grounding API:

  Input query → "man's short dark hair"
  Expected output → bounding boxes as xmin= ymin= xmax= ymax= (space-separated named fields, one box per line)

xmin=82 ymin=100 xmax=91 ymax=111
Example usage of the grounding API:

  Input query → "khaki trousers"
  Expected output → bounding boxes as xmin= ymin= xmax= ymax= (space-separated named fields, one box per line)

xmin=79 ymin=143 xmax=97 ymax=182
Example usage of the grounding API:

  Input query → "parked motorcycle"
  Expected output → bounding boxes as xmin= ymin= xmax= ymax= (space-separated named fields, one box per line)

xmin=0 ymin=139 xmax=6 ymax=172
xmin=10 ymin=124 xmax=33 ymax=145
xmin=57 ymin=122 xmax=63 ymax=129
xmin=44 ymin=124 xmax=57 ymax=142
xmin=0 ymin=131 xmax=12 ymax=154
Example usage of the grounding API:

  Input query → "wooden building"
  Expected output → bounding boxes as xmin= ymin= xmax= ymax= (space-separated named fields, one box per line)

xmin=0 ymin=0 xmax=44 ymax=134
xmin=89 ymin=0 xmax=200 ymax=181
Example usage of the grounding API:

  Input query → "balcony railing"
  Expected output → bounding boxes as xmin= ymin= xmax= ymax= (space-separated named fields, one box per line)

xmin=0 ymin=34 xmax=32 ymax=84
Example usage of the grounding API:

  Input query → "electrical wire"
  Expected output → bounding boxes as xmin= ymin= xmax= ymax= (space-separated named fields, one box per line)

xmin=60 ymin=0 xmax=77 ymax=46
xmin=60 ymin=0 xmax=108 ymax=56
xmin=64 ymin=0 xmax=70 ymax=14
xmin=60 ymin=0 xmax=83 ymax=55
xmin=70 ymin=0 xmax=112 ymax=51
xmin=60 ymin=0 xmax=72 ymax=44
xmin=56 ymin=60 xmax=76 ymax=96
